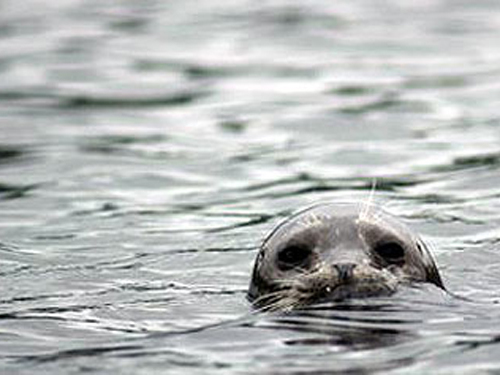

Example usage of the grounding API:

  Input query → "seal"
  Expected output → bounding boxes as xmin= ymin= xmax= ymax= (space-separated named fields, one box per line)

xmin=248 ymin=202 xmax=444 ymax=311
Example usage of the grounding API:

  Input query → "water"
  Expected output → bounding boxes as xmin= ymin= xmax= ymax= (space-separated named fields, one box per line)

xmin=1 ymin=0 xmax=500 ymax=373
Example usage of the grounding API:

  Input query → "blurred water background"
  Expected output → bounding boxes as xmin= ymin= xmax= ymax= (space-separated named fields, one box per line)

xmin=1 ymin=0 xmax=500 ymax=373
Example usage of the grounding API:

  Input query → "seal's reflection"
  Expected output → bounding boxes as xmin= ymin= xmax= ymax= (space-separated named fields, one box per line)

xmin=262 ymin=300 xmax=418 ymax=350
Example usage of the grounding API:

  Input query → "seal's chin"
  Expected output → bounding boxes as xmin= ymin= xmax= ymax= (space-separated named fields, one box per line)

xmin=253 ymin=280 xmax=398 ymax=311
xmin=270 ymin=271 xmax=400 ymax=311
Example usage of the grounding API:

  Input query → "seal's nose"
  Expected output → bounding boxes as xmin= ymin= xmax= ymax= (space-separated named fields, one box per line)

xmin=333 ymin=263 xmax=357 ymax=283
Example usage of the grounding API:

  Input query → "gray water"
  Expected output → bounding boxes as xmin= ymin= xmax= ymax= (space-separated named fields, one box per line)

xmin=1 ymin=0 xmax=500 ymax=374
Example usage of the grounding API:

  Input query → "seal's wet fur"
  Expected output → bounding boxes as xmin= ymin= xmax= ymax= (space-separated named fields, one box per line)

xmin=248 ymin=202 xmax=444 ymax=311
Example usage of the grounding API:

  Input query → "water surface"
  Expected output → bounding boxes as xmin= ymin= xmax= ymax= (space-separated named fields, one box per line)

xmin=1 ymin=1 xmax=500 ymax=374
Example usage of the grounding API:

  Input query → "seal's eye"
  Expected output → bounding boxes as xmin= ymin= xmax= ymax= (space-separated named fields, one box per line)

xmin=374 ymin=242 xmax=405 ymax=264
xmin=277 ymin=245 xmax=312 ymax=271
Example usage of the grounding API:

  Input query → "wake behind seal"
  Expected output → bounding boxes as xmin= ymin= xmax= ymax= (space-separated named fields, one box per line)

xmin=248 ymin=202 xmax=444 ymax=311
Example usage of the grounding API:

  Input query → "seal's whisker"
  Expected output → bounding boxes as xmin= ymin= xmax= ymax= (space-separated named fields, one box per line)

xmin=273 ymin=295 xmax=301 ymax=312
xmin=370 ymin=209 xmax=387 ymax=226
xmin=359 ymin=204 xmax=386 ymax=227
xmin=253 ymin=292 xmax=298 ymax=312
xmin=252 ymin=290 xmax=285 ymax=304
xmin=359 ymin=178 xmax=377 ymax=222
xmin=252 ymin=289 xmax=289 ymax=309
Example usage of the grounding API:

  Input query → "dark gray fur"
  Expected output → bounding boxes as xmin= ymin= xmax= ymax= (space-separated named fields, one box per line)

xmin=248 ymin=202 xmax=444 ymax=310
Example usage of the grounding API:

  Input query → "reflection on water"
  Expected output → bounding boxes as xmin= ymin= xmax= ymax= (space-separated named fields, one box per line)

xmin=1 ymin=0 xmax=500 ymax=374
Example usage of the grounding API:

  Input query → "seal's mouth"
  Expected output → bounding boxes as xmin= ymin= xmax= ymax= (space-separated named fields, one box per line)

xmin=251 ymin=279 xmax=398 ymax=312
xmin=316 ymin=280 xmax=397 ymax=303
xmin=274 ymin=267 xmax=400 ymax=310
xmin=251 ymin=264 xmax=402 ymax=311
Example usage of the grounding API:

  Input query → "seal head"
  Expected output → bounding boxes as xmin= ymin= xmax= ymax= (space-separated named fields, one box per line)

xmin=248 ymin=202 xmax=444 ymax=311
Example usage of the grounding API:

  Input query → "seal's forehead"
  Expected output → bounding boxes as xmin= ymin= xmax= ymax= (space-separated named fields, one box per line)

xmin=290 ymin=202 xmax=365 ymax=225
xmin=264 ymin=202 xmax=415 ymax=246
xmin=294 ymin=202 xmax=384 ymax=226
xmin=263 ymin=203 xmax=365 ymax=244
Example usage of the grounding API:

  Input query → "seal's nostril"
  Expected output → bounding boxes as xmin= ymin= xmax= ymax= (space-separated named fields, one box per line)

xmin=333 ymin=263 xmax=357 ymax=282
